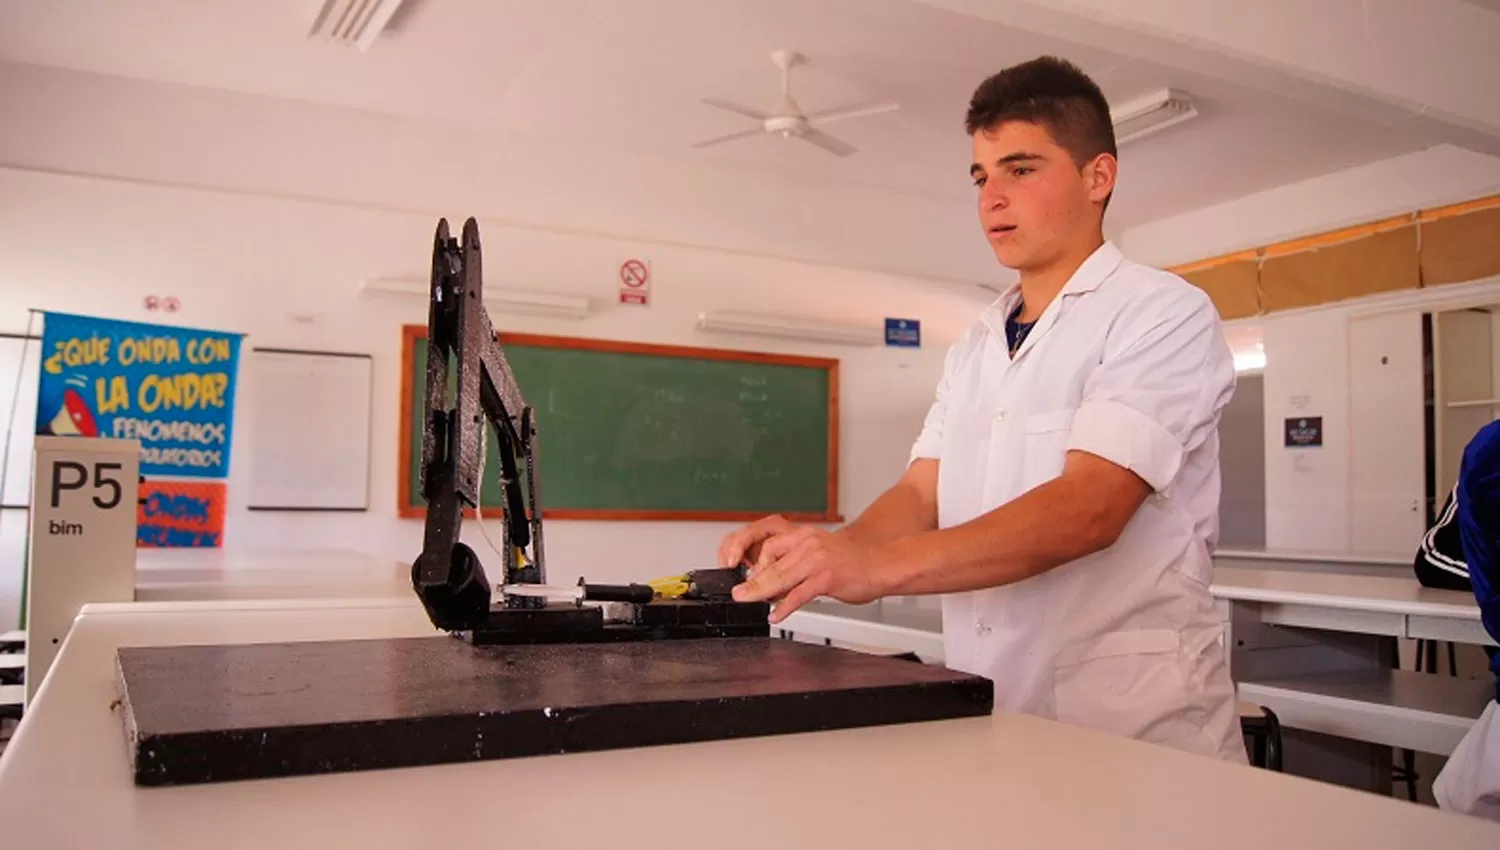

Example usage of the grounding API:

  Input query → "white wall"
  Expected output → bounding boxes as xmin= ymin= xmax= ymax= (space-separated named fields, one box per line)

xmin=1123 ymin=145 xmax=1500 ymax=556
xmin=1259 ymin=310 xmax=1351 ymax=552
xmin=0 ymin=166 xmax=986 ymax=630
xmin=1121 ymin=144 xmax=1500 ymax=268
xmin=1235 ymin=281 xmax=1500 ymax=555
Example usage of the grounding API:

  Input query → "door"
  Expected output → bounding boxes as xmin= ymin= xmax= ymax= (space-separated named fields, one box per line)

xmin=1218 ymin=373 xmax=1266 ymax=549
xmin=1348 ymin=312 xmax=1425 ymax=555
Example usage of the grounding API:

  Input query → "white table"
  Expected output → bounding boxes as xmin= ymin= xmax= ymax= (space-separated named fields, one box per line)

xmin=133 ymin=547 xmax=411 ymax=602
xmin=14 ymin=548 xmax=411 ymax=713
xmin=779 ymin=559 xmax=1495 ymax=792
xmin=780 ymin=563 xmax=1492 ymax=656
xmin=1211 ymin=562 xmax=1494 ymax=793
xmin=1211 ymin=562 xmax=1493 ymax=648
xmin=1212 ymin=548 xmax=1415 ymax=567
xmin=0 ymin=599 xmax=1495 ymax=849
xmin=779 ymin=596 xmax=944 ymax=659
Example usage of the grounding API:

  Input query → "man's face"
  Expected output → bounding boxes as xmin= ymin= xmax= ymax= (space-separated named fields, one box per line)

xmin=970 ymin=120 xmax=1111 ymax=272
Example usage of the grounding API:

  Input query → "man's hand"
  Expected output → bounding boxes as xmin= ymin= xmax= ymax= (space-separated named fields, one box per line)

xmin=715 ymin=462 xmax=939 ymax=624
xmin=728 ymin=525 xmax=886 ymax=624
xmin=716 ymin=514 xmax=802 ymax=570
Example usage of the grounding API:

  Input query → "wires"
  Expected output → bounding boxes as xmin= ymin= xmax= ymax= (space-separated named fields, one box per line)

xmin=473 ymin=417 xmax=510 ymax=565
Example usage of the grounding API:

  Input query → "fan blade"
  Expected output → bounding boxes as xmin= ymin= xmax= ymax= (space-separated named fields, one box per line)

xmin=691 ymin=127 xmax=765 ymax=149
xmin=799 ymin=128 xmax=856 ymax=157
xmin=701 ymin=97 xmax=769 ymax=121
xmin=805 ymin=101 xmax=899 ymax=126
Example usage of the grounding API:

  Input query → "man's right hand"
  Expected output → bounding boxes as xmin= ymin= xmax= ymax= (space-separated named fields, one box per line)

xmin=717 ymin=514 xmax=802 ymax=571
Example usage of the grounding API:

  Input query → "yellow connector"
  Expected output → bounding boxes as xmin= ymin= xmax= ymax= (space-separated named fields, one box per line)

xmin=647 ymin=574 xmax=690 ymax=599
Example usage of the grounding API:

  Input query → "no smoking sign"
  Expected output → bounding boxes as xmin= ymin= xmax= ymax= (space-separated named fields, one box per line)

xmin=619 ymin=258 xmax=650 ymax=306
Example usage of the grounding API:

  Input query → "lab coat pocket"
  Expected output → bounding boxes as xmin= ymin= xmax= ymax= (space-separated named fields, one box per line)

xmin=1051 ymin=629 xmax=1189 ymax=743
xmin=1019 ymin=409 xmax=1074 ymax=490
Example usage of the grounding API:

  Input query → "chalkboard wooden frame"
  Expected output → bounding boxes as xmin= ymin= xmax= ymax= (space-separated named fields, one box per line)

xmin=397 ymin=325 xmax=842 ymax=522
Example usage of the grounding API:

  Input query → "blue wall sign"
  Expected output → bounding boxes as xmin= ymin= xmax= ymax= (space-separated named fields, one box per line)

xmin=885 ymin=318 xmax=920 ymax=348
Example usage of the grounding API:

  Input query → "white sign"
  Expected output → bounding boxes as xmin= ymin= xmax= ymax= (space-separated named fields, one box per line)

xmin=26 ymin=436 xmax=140 ymax=703
xmin=619 ymin=258 xmax=651 ymax=305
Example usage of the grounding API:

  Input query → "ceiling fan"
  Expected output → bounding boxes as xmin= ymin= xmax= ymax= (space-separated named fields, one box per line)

xmin=692 ymin=50 xmax=899 ymax=157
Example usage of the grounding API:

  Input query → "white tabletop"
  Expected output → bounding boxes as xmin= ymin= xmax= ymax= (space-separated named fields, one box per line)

xmin=0 ymin=600 xmax=1496 ymax=849
xmin=1211 ymin=565 xmax=1483 ymax=620
xmin=133 ymin=547 xmax=411 ymax=602
xmin=786 ymin=597 xmax=946 ymax=657
xmin=1213 ymin=548 xmax=1410 ymax=567
xmin=777 ymin=561 xmax=1490 ymax=659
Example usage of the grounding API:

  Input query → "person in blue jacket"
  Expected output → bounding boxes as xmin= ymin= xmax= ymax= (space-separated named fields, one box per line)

xmin=1435 ymin=419 xmax=1500 ymax=820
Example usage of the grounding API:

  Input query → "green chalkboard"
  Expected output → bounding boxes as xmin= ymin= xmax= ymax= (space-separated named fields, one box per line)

xmin=399 ymin=328 xmax=840 ymax=522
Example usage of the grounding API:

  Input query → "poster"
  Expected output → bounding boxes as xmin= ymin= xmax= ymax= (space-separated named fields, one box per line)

xmin=136 ymin=480 xmax=228 ymax=548
xmin=36 ymin=311 xmax=242 ymax=547
xmin=1284 ymin=416 xmax=1324 ymax=448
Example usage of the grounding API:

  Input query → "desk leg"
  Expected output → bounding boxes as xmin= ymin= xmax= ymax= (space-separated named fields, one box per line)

xmin=1228 ymin=600 xmax=1394 ymax=795
xmin=1216 ymin=598 xmax=1233 ymax=677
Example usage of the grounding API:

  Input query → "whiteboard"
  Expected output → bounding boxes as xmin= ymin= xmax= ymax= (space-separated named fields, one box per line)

xmin=0 ymin=334 xmax=42 ymax=509
xmin=246 ymin=348 xmax=372 ymax=511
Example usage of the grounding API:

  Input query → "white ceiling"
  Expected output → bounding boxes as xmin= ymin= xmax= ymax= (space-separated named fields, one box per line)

xmin=1460 ymin=0 xmax=1500 ymax=16
xmin=2 ymin=0 xmax=1488 ymax=289
xmin=0 ymin=0 xmax=1481 ymax=283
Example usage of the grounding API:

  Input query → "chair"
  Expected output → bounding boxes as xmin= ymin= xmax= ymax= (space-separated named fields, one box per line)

xmin=1392 ymin=637 xmax=1460 ymax=800
xmin=0 ymin=630 xmax=23 ymax=724
xmin=1239 ymin=701 xmax=1283 ymax=771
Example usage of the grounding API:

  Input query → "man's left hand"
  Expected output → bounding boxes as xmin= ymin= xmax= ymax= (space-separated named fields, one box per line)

xmin=732 ymin=527 xmax=887 ymax=624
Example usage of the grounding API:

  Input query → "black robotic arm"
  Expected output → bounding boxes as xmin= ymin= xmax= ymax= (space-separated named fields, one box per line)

xmin=411 ymin=217 xmax=544 ymax=631
xmin=410 ymin=217 xmax=768 ymax=644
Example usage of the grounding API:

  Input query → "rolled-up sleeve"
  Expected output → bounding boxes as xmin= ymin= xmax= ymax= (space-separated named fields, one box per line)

xmin=1456 ymin=422 xmax=1500 ymax=649
xmin=909 ymin=342 xmax=959 ymax=464
xmin=1066 ymin=284 xmax=1234 ymax=494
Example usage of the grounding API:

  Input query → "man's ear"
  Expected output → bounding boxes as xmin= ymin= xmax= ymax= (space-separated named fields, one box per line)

xmin=1085 ymin=153 xmax=1117 ymax=204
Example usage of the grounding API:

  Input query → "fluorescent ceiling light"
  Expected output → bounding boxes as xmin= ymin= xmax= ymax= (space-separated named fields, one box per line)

xmin=1233 ymin=349 xmax=1267 ymax=373
xmin=308 ymin=0 xmax=407 ymax=51
xmin=697 ymin=311 xmax=883 ymax=346
xmin=1232 ymin=341 xmax=1266 ymax=373
xmin=1111 ymin=88 xmax=1198 ymax=145
xmin=361 ymin=277 xmax=591 ymax=319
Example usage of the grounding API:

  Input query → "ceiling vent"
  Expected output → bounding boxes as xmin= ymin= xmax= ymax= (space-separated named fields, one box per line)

xmin=1111 ymin=88 xmax=1198 ymax=145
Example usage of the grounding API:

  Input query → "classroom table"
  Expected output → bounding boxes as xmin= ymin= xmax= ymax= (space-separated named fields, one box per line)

xmin=133 ymin=547 xmax=411 ymax=602
xmin=778 ymin=559 xmax=1493 ymax=660
xmin=780 ymin=556 xmax=1496 ymax=797
xmin=0 ymin=597 xmax=1495 ymax=849
xmin=1211 ymin=562 xmax=1494 ymax=648
xmin=16 ymin=547 xmax=413 ymax=711
xmin=1213 ymin=560 xmax=1494 ymax=793
xmin=778 ymin=594 xmax=944 ymax=659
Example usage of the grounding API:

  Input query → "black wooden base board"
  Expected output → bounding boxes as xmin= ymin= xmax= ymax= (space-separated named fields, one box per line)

xmin=115 ymin=636 xmax=992 ymax=786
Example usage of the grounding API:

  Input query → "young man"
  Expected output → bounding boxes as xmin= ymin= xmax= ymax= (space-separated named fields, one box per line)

xmin=1434 ymin=420 xmax=1500 ymax=820
xmin=717 ymin=56 xmax=1246 ymax=762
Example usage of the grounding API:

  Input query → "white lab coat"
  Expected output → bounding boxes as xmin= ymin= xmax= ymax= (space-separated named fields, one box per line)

xmin=1436 ymin=699 xmax=1500 ymax=820
xmin=910 ymin=241 xmax=1247 ymax=763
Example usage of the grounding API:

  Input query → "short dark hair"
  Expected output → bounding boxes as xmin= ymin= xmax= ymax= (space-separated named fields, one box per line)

xmin=965 ymin=56 xmax=1117 ymax=169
